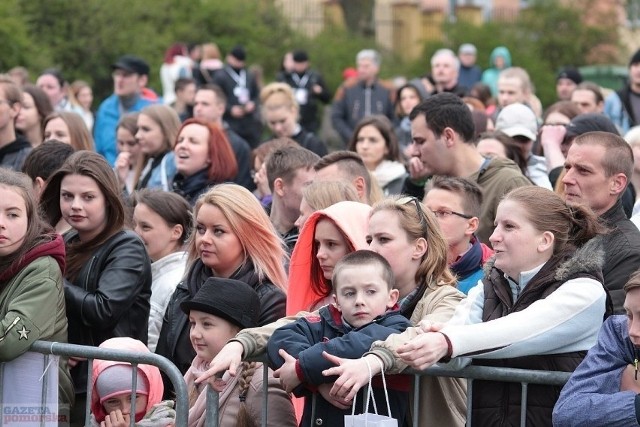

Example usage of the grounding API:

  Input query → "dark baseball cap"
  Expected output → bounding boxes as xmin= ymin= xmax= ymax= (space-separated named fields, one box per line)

xmin=230 ymin=45 xmax=246 ymax=61
xmin=111 ymin=55 xmax=150 ymax=76
xmin=565 ymin=114 xmax=619 ymax=138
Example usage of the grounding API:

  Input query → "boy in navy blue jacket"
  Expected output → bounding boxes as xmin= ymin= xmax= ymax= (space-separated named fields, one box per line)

xmin=267 ymin=250 xmax=411 ymax=427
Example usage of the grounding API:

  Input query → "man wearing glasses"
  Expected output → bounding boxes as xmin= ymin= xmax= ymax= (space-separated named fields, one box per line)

xmin=424 ymin=176 xmax=493 ymax=294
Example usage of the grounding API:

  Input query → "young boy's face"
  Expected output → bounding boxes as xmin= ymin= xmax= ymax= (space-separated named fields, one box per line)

xmin=103 ymin=393 xmax=148 ymax=419
xmin=189 ymin=310 xmax=241 ymax=362
xmin=333 ymin=264 xmax=398 ymax=328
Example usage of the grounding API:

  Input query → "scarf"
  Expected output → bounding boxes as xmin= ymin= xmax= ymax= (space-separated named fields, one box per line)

xmin=450 ymin=235 xmax=483 ymax=280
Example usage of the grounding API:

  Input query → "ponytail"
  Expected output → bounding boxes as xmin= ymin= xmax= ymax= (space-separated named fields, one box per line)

xmin=236 ymin=361 xmax=258 ymax=427
xmin=567 ymin=204 xmax=608 ymax=249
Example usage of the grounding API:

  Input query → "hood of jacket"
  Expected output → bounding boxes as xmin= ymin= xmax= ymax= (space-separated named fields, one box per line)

xmin=489 ymin=46 xmax=512 ymax=69
xmin=0 ymin=233 xmax=65 ymax=283
xmin=476 ymin=156 xmax=523 ymax=184
xmin=286 ymin=201 xmax=372 ymax=315
xmin=91 ymin=337 xmax=164 ymax=423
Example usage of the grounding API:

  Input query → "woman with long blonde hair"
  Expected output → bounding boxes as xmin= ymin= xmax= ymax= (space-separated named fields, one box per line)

xmin=156 ymin=183 xmax=288 ymax=392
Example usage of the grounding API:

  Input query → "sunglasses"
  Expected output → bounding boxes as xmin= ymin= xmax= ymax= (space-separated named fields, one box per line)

xmin=397 ymin=196 xmax=428 ymax=232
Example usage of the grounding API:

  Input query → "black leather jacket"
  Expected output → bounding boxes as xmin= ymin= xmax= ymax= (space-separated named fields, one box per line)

xmin=64 ymin=230 xmax=152 ymax=393
xmin=156 ymin=259 xmax=286 ymax=396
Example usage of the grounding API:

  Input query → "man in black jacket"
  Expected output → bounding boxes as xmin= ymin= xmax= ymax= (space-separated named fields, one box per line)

xmin=213 ymin=45 xmax=262 ymax=148
xmin=331 ymin=49 xmax=395 ymax=145
xmin=562 ymin=131 xmax=640 ymax=313
xmin=276 ymin=50 xmax=331 ymax=133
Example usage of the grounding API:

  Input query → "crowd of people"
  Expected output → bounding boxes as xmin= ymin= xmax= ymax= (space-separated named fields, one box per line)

xmin=3 ymin=40 xmax=640 ymax=426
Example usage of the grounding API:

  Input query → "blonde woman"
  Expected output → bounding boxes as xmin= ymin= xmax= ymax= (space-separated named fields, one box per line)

xmin=156 ymin=183 xmax=288 ymax=392
xmin=134 ymin=104 xmax=181 ymax=191
xmin=260 ymin=82 xmax=327 ymax=156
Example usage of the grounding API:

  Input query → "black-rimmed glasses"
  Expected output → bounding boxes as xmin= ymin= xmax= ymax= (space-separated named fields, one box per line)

xmin=431 ymin=209 xmax=472 ymax=220
xmin=397 ymin=196 xmax=428 ymax=231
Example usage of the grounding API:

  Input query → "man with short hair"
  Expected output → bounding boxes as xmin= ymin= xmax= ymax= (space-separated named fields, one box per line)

xmin=94 ymin=55 xmax=157 ymax=165
xmin=562 ymin=131 xmax=640 ymax=312
xmin=424 ymin=176 xmax=493 ymax=294
xmin=553 ymin=269 xmax=640 ymax=425
xmin=406 ymin=93 xmax=531 ymax=243
xmin=331 ymin=49 xmax=395 ymax=144
xmin=457 ymin=43 xmax=482 ymax=90
xmin=571 ymin=81 xmax=604 ymax=114
xmin=497 ymin=67 xmax=532 ymax=108
xmin=193 ymin=84 xmax=253 ymax=190
xmin=213 ymin=45 xmax=261 ymax=147
xmin=0 ymin=76 xmax=30 ymax=171
xmin=495 ymin=103 xmax=552 ymax=189
xmin=314 ymin=150 xmax=373 ymax=205
xmin=605 ymin=48 xmax=640 ymax=133
xmin=276 ymin=50 xmax=331 ymax=133
xmin=555 ymin=67 xmax=583 ymax=101
xmin=172 ymin=77 xmax=196 ymax=122
xmin=265 ymin=145 xmax=319 ymax=254
xmin=430 ymin=48 xmax=467 ymax=96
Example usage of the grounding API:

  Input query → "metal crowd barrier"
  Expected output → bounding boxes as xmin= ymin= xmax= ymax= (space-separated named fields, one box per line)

xmin=26 ymin=341 xmax=573 ymax=427
xmin=30 ymin=341 xmax=190 ymax=427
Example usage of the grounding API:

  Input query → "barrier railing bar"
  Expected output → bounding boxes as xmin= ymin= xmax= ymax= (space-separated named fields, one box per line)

xmin=85 ymin=358 xmax=93 ymax=427
xmin=416 ymin=365 xmax=571 ymax=386
xmin=130 ymin=363 xmax=138 ymax=427
xmin=30 ymin=341 xmax=190 ymax=427
xmin=467 ymin=378 xmax=474 ymax=427
xmin=521 ymin=382 xmax=528 ymax=427
xmin=40 ymin=354 xmax=49 ymax=427
xmin=412 ymin=374 xmax=420 ymax=427
xmin=262 ymin=361 xmax=268 ymax=427
xmin=205 ymin=385 xmax=219 ymax=427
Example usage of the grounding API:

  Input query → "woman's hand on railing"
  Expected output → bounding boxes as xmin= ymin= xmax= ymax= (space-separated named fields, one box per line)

xmin=321 ymin=352 xmax=381 ymax=402
xmin=68 ymin=356 xmax=86 ymax=368
xmin=396 ymin=331 xmax=449 ymax=370
xmin=195 ymin=341 xmax=244 ymax=385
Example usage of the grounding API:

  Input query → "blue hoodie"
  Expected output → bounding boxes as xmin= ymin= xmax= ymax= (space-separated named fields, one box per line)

xmin=481 ymin=46 xmax=512 ymax=96
xmin=553 ymin=315 xmax=640 ymax=426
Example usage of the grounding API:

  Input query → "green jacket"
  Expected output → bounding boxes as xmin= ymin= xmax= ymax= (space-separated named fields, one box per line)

xmin=0 ymin=255 xmax=73 ymax=405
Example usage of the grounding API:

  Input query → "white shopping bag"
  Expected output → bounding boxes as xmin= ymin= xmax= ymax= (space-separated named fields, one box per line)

xmin=344 ymin=357 xmax=398 ymax=427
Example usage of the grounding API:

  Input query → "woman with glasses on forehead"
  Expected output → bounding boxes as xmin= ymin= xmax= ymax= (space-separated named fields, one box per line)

xmin=196 ymin=195 xmax=467 ymax=426
xmin=326 ymin=186 xmax=609 ymax=426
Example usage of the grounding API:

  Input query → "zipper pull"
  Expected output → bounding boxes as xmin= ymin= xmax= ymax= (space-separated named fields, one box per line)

xmin=634 ymin=358 xmax=638 ymax=381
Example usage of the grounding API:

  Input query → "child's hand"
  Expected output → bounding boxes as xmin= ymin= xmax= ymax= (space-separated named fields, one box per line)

xmin=273 ymin=349 xmax=302 ymax=393
xmin=317 ymin=383 xmax=351 ymax=410
xmin=195 ymin=341 xmax=244 ymax=385
xmin=322 ymin=352 xmax=380 ymax=402
xmin=99 ymin=409 xmax=130 ymax=427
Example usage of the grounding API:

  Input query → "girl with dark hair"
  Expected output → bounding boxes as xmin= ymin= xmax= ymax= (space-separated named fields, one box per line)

xmin=0 ymin=169 xmax=73 ymax=405
xmin=132 ymin=189 xmax=193 ymax=352
xmin=172 ymin=118 xmax=238 ymax=206
xmin=394 ymin=83 xmax=424 ymax=150
xmin=39 ymin=150 xmax=152 ymax=424
xmin=348 ymin=115 xmax=408 ymax=196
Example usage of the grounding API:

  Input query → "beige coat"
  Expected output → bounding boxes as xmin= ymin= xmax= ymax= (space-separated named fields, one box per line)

xmin=370 ymin=283 xmax=467 ymax=427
